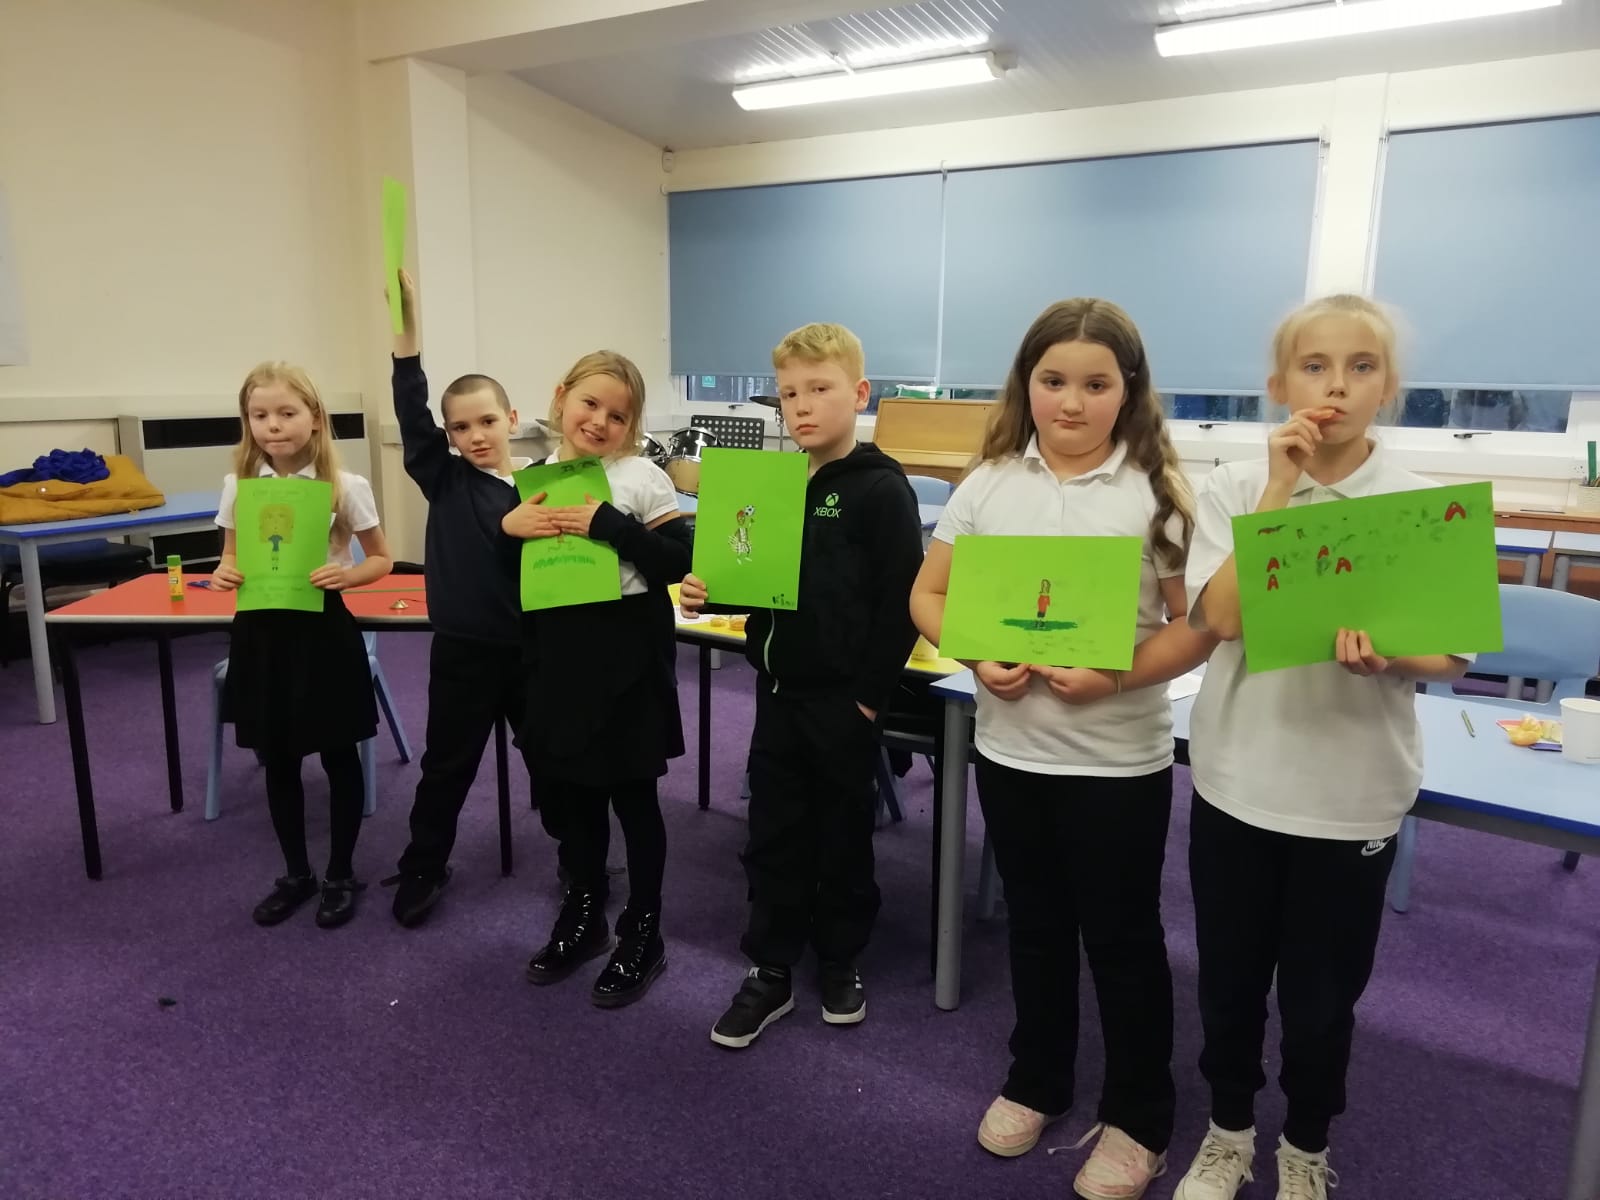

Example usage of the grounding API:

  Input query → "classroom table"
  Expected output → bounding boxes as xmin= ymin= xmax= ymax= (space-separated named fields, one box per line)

xmin=926 ymin=670 xmax=1600 ymax=1200
xmin=1495 ymin=524 xmax=1554 ymax=587
xmin=45 ymin=574 xmax=517 ymax=883
xmin=1552 ymin=531 xmax=1600 ymax=593
xmin=1 ymin=490 xmax=221 ymax=724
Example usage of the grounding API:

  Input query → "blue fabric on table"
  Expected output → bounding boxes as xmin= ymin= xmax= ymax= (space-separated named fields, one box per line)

xmin=0 ymin=449 xmax=110 ymax=488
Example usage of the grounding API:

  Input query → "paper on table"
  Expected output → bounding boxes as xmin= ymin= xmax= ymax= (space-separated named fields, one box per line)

xmin=512 ymin=458 xmax=621 ymax=611
xmin=690 ymin=448 xmax=807 ymax=610
xmin=234 ymin=477 xmax=332 ymax=613
xmin=1233 ymin=482 xmax=1503 ymax=673
xmin=1166 ymin=672 xmax=1203 ymax=701
xmin=941 ymin=535 xmax=1144 ymax=670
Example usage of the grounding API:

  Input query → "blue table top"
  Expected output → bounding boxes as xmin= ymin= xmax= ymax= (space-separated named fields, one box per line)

xmin=929 ymin=671 xmax=1600 ymax=839
xmin=1494 ymin=525 xmax=1554 ymax=554
xmin=0 ymin=491 xmax=220 ymax=540
xmin=1553 ymin=530 xmax=1600 ymax=556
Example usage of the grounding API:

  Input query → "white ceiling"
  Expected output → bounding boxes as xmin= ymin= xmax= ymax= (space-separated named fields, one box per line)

xmin=511 ymin=0 xmax=1600 ymax=150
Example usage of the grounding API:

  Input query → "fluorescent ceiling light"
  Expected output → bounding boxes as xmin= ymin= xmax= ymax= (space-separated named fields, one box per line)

xmin=732 ymin=51 xmax=1003 ymax=111
xmin=1155 ymin=0 xmax=1562 ymax=57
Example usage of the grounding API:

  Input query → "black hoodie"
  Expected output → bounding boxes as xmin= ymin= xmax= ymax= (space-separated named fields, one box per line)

xmin=738 ymin=443 xmax=923 ymax=714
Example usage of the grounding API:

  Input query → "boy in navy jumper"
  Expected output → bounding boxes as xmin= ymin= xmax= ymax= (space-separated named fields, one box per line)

xmin=384 ymin=271 xmax=558 ymax=926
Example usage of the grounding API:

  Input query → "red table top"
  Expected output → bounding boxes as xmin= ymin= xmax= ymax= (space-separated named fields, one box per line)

xmin=46 ymin=572 xmax=431 ymax=624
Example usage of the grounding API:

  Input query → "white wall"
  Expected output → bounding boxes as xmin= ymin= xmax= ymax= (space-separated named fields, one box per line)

xmin=0 ymin=0 xmax=366 ymax=460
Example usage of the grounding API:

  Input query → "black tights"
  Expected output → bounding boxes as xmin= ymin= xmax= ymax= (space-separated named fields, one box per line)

xmin=262 ymin=746 xmax=365 ymax=880
xmin=548 ymin=778 xmax=666 ymax=911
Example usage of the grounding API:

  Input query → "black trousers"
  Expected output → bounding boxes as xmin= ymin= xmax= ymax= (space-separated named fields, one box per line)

xmin=397 ymin=634 xmax=550 ymax=878
xmin=1188 ymin=791 xmax=1396 ymax=1153
xmin=546 ymin=777 xmax=666 ymax=913
xmin=262 ymin=745 xmax=364 ymax=881
xmin=740 ymin=686 xmax=882 ymax=969
xmin=975 ymin=755 xmax=1176 ymax=1152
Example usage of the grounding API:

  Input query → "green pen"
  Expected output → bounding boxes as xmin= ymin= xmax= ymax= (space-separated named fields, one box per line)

xmin=1588 ymin=441 xmax=1597 ymax=487
xmin=1460 ymin=709 xmax=1476 ymax=738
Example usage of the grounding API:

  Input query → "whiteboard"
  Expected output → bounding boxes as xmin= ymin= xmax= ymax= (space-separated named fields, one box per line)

xmin=0 ymin=186 xmax=27 ymax=366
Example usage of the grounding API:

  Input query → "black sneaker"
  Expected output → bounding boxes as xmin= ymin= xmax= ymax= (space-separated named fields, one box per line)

xmin=252 ymin=874 xmax=319 ymax=926
xmin=388 ymin=868 xmax=451 ymax=928
xmin=819 ymin=961 xmax=866 ymax=1025
xmin=709 ymin=966 xmax=794 ymax=1049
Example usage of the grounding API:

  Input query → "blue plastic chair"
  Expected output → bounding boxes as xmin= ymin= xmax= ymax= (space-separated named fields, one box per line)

xmin=1390 ymin=584 xmax=1600 ymax=912
xmin=205 ymin=543 xmax=412 ymax=821
xmin=905 ymin=474 xmax=954 ymax=505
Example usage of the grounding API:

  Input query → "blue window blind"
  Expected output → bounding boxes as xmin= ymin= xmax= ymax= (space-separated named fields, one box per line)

xmin=938 ymin=142 xmax=1320 ymax=389
xmin=1373 ymin=115 xmax=1600 ymax=389
xmin=668 ymin=174 xmax=943 ymax=379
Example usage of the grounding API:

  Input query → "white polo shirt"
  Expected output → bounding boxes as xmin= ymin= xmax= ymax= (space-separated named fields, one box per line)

xmin=933 ymin=438 xmax=1186 ymax=776
xmin=1186 ymin=440 xmax=1472 ymax=840
xmin=544 ymin=453 xmax=680 ymax=597
xmin=216 ymin=465 xmax=380 ymax=569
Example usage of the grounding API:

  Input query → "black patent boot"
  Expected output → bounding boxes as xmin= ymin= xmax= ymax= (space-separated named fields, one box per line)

xmin=590 ymin=907 xmax=666 ymax=1008
xmin=525 ymin=887 xmax=612 ymax=985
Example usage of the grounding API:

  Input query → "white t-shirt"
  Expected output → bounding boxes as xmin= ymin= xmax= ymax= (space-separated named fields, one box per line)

xmin=1186 ymin=440 xmax=1472 ymax=840
xmin=933 ymin=438 xmax=1187 ymax=777
xmin=543 ymin=453 xmax=680 ymax=596
xmin=215 ymin=465 xmax=380 ymax=569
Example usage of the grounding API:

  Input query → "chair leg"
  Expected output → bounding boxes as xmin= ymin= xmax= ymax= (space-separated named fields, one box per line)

xmin=360 ymin=737 xmax=377 ymax=817
xmin=206 ymin=664 xmax=227 ymax=821
xmin=0 ymin=576 xmax=14 ymax=667
xmin=1563 ymin=851 xmax=1582 ymax=873
xmin=976 ymin=833 xmax=1000 ymax=922
xmin=874 ymin=749 xmax=904 ymax=825
xmin=1389 ymin=815 xmax=1418 ymax=914
xmin=369 ymin=656 xmax=412 ymax=763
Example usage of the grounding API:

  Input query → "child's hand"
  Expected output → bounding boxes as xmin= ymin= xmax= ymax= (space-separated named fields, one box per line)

xmin=503 ymin=492 xmax=561 ymax=540
xmin=548 ymin=494 xmax=603 ymax=539
xmin=678 ymin=573 xmax=709 ymax=615
xmin=1032 ymin=665 xmax=1118 ymax=705
xmin=210 ymin=563 xmax=244 ymax=591
xmin=1335 ymin=628 xmax=1390 ymax=677
xmin=975 ymin=660 xmax=1031 ymax=701
xmin=1265 ymin=408 xmax=1335 ymax=491
xmin=310 ymin=564 xmax=349 ymax=591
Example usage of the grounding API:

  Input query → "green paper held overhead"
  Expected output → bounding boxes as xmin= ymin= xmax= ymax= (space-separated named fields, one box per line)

xmin=941 ymin=535 xmax=1144 ymax=670
xmin=234 ymin=476 xmax=332 ymax=613
xmin=690 ymin=448 xmax=807 ymax=610
xmin=1233 ymin=481 xmax=1503 ymax=673
xmin=512 ymin=458 xmax=621 ymax=611
xmin=381 ymin=177 xmax=407 ymax=335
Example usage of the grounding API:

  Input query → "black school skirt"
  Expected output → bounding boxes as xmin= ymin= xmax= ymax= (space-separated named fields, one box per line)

xmin=221 ymin=590 xmax=378 ymax=756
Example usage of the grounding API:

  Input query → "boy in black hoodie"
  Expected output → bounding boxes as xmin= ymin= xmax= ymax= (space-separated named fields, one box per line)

xmin=384 ymin=271 xmax=559 ymax=927
xmin=679 ymin=322 xmax=923 ymax=1048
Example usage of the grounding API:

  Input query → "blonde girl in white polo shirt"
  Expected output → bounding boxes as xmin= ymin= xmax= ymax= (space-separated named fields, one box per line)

xmin=911 ymin=299 xmax=1215 ymax=1200
xmin=1173 ymin=295 xmax=1470 ymax=1200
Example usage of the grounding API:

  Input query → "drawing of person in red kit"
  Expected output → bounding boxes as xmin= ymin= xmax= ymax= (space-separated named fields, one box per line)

xmin=1035 ymin=578 xmax=1052 ymax=628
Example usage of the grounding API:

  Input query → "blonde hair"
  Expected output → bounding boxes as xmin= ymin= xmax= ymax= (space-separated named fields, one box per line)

xmin=980 ymin=298 xmax=1194 ymax=566
xmin=772 ymin=322 xmax=866 ymax=382
xmin=1271 ymin=293 xmax=1402 ymax=387
xmin=548 ymin=351 xmax=647 ymax=457
xmin=234 ymin=362 xmax=348 ymax=538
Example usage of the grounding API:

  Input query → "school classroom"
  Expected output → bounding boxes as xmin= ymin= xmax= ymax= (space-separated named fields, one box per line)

xmin=5 ymin=2 xmax=1600 ymax=1198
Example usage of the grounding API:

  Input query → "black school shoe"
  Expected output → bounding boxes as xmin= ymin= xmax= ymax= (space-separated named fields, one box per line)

xmin=819 ymin=961 xmax=866 ymax=1025
xmin=252 ymin=874 xmax=319 ymax=926
xmin=526 ymin=887 xmax=612 ymax=984
xmin=387 ymin=868 xmax=451 ymax=928
xmin=592 ymin=908 xmax=666 ymax=1009
xmin=315 ymin=877 xmax=364 ymax=929
xmin=710 ymin=966 xmax=794 ymax=1049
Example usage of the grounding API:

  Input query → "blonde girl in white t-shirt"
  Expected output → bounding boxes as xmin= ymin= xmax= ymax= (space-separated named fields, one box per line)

xmin=911 ymin=299 xmax=1215 ymax=1199
xmin=1173 ymin=295 xmax=1470 ymax=1200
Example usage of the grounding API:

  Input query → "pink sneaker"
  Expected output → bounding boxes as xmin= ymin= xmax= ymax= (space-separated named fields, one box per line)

xmin=976 ymin=1096 xmax=1063 ymax=1157
xmin=1061 ymin=1123 xmax=1167 ymax=1200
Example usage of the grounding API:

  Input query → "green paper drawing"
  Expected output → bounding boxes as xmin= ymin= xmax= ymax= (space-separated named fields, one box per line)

xmin=512 ymin=457 xmax=621 ymax=611
xmin=1232 ymin=481 xmax=1503 ymax=673
xmin=691 ymin=448 xmax=807 ymax=610
xmin=234 ymin=477 xmax=331 ymax=613
xmin=941 ymin=535 xmax=1144 ymax=669
xmin=382 ymin=177 xmax=407 ymax=335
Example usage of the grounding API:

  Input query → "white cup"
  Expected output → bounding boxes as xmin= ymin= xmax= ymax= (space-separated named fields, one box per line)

xmin=1559 ymin=697 xmax=1600 ymax=764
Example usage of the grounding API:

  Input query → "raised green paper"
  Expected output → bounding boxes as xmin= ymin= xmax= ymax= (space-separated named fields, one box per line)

xmin=1233 ymin=481 xmax=1503 ymax=673
xmin=382 ymin=177 xmax=407 ymax=335
xmin=941 ymin=535 xmax=1144 ymax=669
xmin=234 ymin=476 xmax=332 ymax=613
xmin=690 ymin=448 xmax=807 ymax=610
xmin=512 ymin=458 xmax=621 ymax=611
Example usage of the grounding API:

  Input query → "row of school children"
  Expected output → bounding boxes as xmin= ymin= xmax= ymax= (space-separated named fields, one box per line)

xmin=207 ymin=269 xmax=1467 ymax=1200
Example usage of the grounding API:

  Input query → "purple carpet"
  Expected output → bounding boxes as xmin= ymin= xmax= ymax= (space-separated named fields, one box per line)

xmin=2 ymin=631 xmax=1594 ymax=1198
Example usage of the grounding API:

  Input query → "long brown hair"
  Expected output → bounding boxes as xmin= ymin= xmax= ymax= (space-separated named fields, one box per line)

xmin=980 ymin=298 xmax=1193 ymax=565
xmin=548 ymin=351 xmax=648 ymax=457
xmin=234 ymin=362 xmax=348 ymax=539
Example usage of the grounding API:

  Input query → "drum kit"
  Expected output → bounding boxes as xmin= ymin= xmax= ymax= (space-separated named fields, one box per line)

xmin=643 ymin=427 xmax=718 ymax=495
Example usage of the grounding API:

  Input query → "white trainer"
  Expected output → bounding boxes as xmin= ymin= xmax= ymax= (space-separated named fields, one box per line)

xmin=1173 ymin=1123 xmax=1256 ymax=1200
xmin=1276 ymin=1136 xmax=1338 ymax=1200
